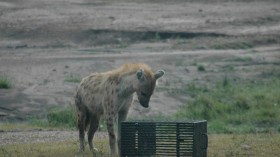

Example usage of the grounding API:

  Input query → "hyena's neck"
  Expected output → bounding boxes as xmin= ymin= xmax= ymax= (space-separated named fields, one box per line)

xmin=118 ymin=74 xmax=136 ymax=98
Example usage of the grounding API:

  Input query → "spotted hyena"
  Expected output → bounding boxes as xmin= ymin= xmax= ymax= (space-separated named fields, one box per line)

xmin=75 ymin=63 xmax=165 ymax=156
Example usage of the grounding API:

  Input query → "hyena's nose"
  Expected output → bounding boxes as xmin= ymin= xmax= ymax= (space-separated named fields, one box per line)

xmin=140 ymin=99 xmax=149 ymax=108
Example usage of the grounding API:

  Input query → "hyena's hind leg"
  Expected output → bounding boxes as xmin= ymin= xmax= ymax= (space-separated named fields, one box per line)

xmin=88 ymin=113 xmax=100 ymax=151
xmin=77 ymin=107 xmax=89 ymax=152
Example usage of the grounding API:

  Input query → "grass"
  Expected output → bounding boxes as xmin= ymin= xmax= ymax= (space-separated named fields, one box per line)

xmin=0 ymin=139 xmax=109 ymax=157
xmin=26 ymin=105 xmax=110 ymax=131
xmin=1 ymin=77 xmax=280 ymax=156
xmin=1 ymin=134 xmax=280 ymax=157
xmin=0 ymin=123 xmax=50 ymax=132
xmin=208 ymin=133 xmax=280 ymax=157
xmin=175 ymin=77 xmax=280 ymax=133
xmin=64 ymin=74 xmax=81 ymax=83
xmin=46 ymin=106 xmax=77 ymax=128
xmin=0 ymin=104 xmax=108 ymax=132
xmin=210 ymin=41 xmax=254 ymax=50
xmin=0 ymin=76 xmax=12 ymax=89
xmin=28 ymin=105 xmax=77 ymax=129
xmin=197 ymin=64 xmax=206 ymax=71
xmin=227 ymin=56 xmax=253 ymax=62
xmin=12 ymin=104 xmax=78 ymax=130
xmin=1 ymin=74 xmax=279 ymax=156
xmin=172 ymin=34 xmax=280 ymax=50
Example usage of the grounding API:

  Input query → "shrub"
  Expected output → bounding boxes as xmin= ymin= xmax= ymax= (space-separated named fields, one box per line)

xmin=47 ymin=106 xmax=77 ymax=128
xmin=175 ymin=78 xmax=280 ymax=133
xmin=197 ymin=64 xmax=205 ymax=71
xmin=0 ymin=76 xmax=12 ymax=89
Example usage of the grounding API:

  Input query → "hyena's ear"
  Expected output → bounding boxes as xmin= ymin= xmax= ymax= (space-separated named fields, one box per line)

xmin=136 ymin=68 xmax=145 ymax=81
xmin=154 ymin=70 xmax=165 ymax=80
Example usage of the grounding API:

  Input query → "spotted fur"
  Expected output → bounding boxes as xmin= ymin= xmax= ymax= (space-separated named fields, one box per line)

xmin=75 ymin=63 xmax=164 ymax=156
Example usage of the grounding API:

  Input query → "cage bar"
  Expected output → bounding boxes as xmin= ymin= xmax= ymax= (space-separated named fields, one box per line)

xmin=121 ymin=120 xmax=207 ymax=157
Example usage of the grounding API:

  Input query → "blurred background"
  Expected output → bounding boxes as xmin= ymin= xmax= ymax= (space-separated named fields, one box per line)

xmin=0 ymin=0 xmax=279 ymax=156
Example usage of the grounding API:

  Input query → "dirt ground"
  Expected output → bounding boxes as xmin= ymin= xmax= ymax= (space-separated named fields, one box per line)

xmin=0 ymin=0 xmax=280 ymax=122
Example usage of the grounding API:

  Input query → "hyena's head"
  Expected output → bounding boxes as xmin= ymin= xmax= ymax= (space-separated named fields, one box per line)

xmin=135 ymin=68 xmax=165 ymax=108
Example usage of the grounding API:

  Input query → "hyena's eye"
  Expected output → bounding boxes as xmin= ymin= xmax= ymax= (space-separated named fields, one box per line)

xmin=141 ymin=91 xmax=148 ymax=97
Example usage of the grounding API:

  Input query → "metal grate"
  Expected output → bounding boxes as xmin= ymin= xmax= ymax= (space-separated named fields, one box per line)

xmin=121 ymin=120 xmax=207 ymax=157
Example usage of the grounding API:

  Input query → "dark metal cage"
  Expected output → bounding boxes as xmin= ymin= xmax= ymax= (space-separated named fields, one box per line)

xmin=121 ymin=120 xmax=207 ymax=157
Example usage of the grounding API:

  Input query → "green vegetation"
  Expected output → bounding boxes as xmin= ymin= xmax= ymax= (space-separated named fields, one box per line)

xmin=0 ymin=105 xmax=108 ymax=132
xmin=64 ymin=74 xmax=81 ymax=83
xmin=0 ymin=139 xmax=109 ymax=157
xmin=28 ymin=105 xmax=109 ymax=131
xmin=197 ymin=64 xmax=206 ymax=71
xmin=3 ymin=77 xmax=279 ymax=135
xmin=1 ymin=134 xmax=280 ymax=157
xmin=1 ymin=78 xmax=280 ymax=157
xmin=0 ymin=123 xmax=49 ymax=131
xmin=172 ymin=34 xmax=280 ymax=50
xmin=210 ymin=41 xmax=254 ymax=50
xmin=28 ymin=105 xmax=77 ymax=129
xmin=175 ymin=77 xmax=280 ymax=133
xmin=155 ymin=32 xmax=161 ymax=40
xmin=228 ymin=56 xmax=253 ymax=62
xmin=47 ymin=106 xmax=77 ymax=128
xmin=208 ymin=134 xmax=280 ymax=157
xmin=0 ymin=76 xmax=12 ymax=89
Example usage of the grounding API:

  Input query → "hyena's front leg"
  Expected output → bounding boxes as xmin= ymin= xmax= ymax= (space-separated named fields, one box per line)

xmin=117 ymin=109 xmax=129 ymax=155
xmin=106 ymin=116 xmax=117 ymax=156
